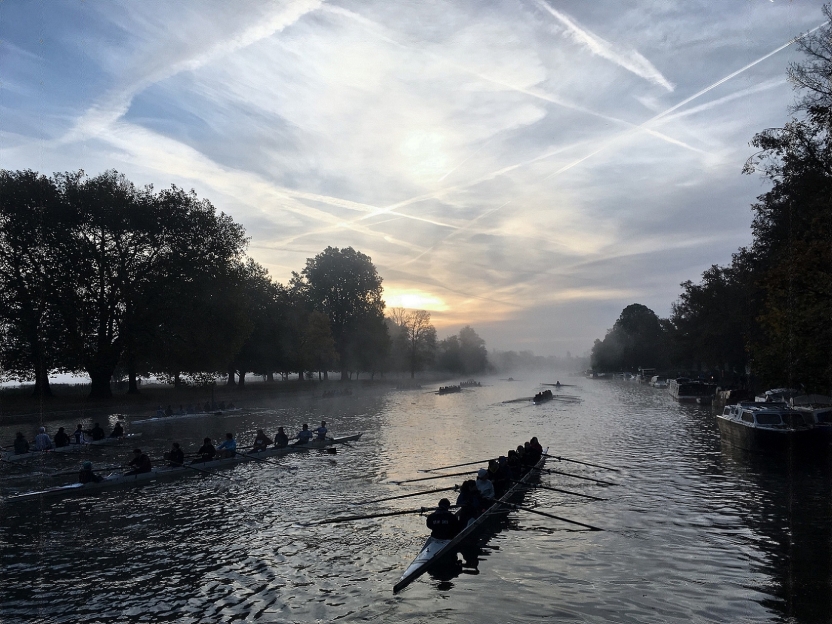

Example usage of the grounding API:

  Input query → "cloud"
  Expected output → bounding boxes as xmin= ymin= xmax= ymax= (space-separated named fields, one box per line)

xmin=534 ymin=0 xmax=674 ymax=91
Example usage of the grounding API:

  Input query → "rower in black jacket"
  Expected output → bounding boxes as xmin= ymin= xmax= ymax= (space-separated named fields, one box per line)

xmin=426 ymin=498 xmax=459 ymax=539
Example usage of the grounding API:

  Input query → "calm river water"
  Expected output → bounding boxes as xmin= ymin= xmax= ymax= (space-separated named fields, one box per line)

xmin=1 ymin=376 xmax=831 ymax=623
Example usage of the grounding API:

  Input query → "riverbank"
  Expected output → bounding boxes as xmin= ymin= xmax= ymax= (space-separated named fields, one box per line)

xmin=0 ymin=374 xmax=451 ymax=427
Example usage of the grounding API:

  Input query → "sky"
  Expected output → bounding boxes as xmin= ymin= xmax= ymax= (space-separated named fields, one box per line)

xmin=0 ymin=0 xmax=826 ymax=357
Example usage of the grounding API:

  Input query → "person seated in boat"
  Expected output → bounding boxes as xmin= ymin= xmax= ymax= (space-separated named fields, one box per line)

xmin=34 ymin=427 xmax=54 ymax=451
xmin=203 ymin=401 xmax=211 ymax=413
xmin=426 ymin=498 xmax=460 ymax=540
xmin=54 ymin=427 xmax=71 ymax=448
xmin=79 ymin=461 xmax=104 ymax=484
xmin=216 ymin=433 xmax=236 ymax=458
xmin=455 ymin=480 xmax=483 ymax=527
xmin=177 ymin=404 xmax=186 ymax=415
xmin=528 ymin=437 xmax=543 ymax=463
xmin=315 ymin=421 xmax=328 ymax=441
xmin=165 ymin=405 xmax=174 ymax=418
xmin=186 ymin=404 xmax=195 ymax=414
xmin=156 ymin=406 xmax=165 ymax=418
xmin=194 ymin=437 xmax=216 ymax=463
xmin=274 ymin=427 xmax=289 ymax=448
xmin=555 ymin=381 xmax=561 ymax=388
xmin=251 ymin=430 xmax=272 ymax=452
xmin=109 ymin=421 xmax=125 ymax=438
xmin=73 ymin=424 xmax=86 ymax=444
xmin=13 ymin=432 xmax=30 ymax=455
xmin=475 ymin=469 xmax=495 ymax=499
xmin=86 ymin=423 xmax=106 ymax=442
xmin=506 ymin=450 xmax=523 ymax=479
xmin=165 ymin=442 xmax=185 ymax=467
xmin=125 ymin=448 xmax=152 ymax=475
xmin=294 ymin=424 xmax=313 ymax=445
xmin=218 ymin=401 xmax=226 ymax=410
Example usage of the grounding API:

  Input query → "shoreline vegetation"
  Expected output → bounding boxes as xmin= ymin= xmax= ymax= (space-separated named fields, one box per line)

xmin=589 ymin=10 xmax=832 ymax=395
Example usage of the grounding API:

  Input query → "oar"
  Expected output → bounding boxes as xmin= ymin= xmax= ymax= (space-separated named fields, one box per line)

xmin=357 ymin=485 xmax=459 ymax=505
xmin=511 ymin=479 xmax=607 ymax=501
xmin=487 ymin=499 xmax=603 ymax=531
xmin=176 ymin=462 xmax=237 ymax=481
xmin=390 ymin=469 xmax=477 ymax=485
xmin=307 ymin=505 xmax=460 ymax=526
xmin=533 ymin=466 xmax=616 ymax=486
xmin=235 ymin=450 xmax=297 ymax=471
xmin=502 ymin=397 xmax=534 ymax=404
xmin=50 ymin=465 xmax=125 ymax=478
xmin=544 ymin=453 xmax=620 ymax=472
xmin=419 ymin=458 xmax=496 ymax=473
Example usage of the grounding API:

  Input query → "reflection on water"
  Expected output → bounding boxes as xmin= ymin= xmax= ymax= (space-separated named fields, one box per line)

xmin=1 ymin=378 xmax=831 ymax=623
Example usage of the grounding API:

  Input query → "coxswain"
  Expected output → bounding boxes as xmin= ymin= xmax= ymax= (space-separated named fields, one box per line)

xmin=426 ymin=498 xmax=460 ymax=539
xmin=73 ymin=424 xmax=86 ymax=444
xmin=315 ymin=421 xmax=328 ymax=441
xmin=455 ymin=479 xmax=483 ymax=527
xmin=125 ymin=448 xmax=152 ymax=475
xmin=216 ymin=433 xmax=236 ymax=458
xmin=294 ymin=424 xmax=313 ymax=445
xmin=34 ymin=427 xmax=53 ymax=451
xmin=110 ymin=421 xmax=125 ymax=438
xmin=13 ymin=432 xmax=30 ymax=455
xmin=251 ymin=429 xmax=272 ymax=452
xmin=194 ymin=437 xmax=216 ymax=463
xmin=274 ymin=427 xmax=289 ymax=448
xmin=165 ymin=442 xmax=185 ymax=466
xmin=87 ymin=423 xmax=106 ymax=441
xmin=54 ymin=427 xmax=71 ymax=448
xmin=475 ymin=468 xmax=495 ymax=499
xmin=79 ymin=461 xmax=103 ymax=484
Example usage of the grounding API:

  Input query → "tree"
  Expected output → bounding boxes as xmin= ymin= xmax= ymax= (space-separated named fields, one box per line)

xmin=54 ymin=171 xmax=249 ymax=398
xmin=0 ymin=170 xmax=68 ymax=396
xmin=436 ymin=326 xmax=488 ymax=374
xmin=390 ymin=308 xmax=437 ymax=378
xmin=591 ymin=304 xmax=668 ymax=372
xmin=296 ymin=247 xmax=386 ymax=380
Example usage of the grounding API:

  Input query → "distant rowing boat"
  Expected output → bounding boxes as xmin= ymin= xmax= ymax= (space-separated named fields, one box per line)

xmin=132 ymin=408 xmax=242 ymax=425
xmin=1 ymin=433 xmax=143 ymax=463
xmin=393 ymin=447 xmax=547 ymax=593
xmin=7 ymin=433 xmax=363 ymax=500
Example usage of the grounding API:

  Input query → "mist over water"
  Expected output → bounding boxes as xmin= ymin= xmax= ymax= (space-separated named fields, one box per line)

xmin=1 ymin=376 xmax=830 ymax=623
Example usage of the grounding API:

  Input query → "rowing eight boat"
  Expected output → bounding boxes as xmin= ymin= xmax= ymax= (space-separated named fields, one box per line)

xmin=132 ymin=408 xmax=243 ymax=425
xmin=7 ymin=433 xmax=363 ymax=500
xmin=392 ymin=446 xmax=547 ymax=593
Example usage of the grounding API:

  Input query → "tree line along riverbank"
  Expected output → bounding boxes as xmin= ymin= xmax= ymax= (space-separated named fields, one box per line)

xmin=590 ymin=10 xmax=832 ymax=395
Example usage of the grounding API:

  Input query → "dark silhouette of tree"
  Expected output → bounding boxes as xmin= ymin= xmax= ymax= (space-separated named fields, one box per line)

xmin=436 ymin=326 xmax=488 ymax=374
xmin=389 ymin=307 xmax=437 ymax=378
xmin=0 ymin=170 xmax=68 ymax=396
xmin=591 ymin=304 xmax=668 ymax=372
xmin=296 ymin=246 xmax=386 ymax=380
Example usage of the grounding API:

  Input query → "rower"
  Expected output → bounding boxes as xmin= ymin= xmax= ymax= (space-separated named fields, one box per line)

xmin=110 ymin=421 xmax=125 ymax=438
xmin=203 ymin=401 xmax=211 ymax=413
xmin=194 ymin=437 xmax=216 ymax=463
xmin=274 ymin=427 xmax=289 ymax=448
xmin=87 ymin=423 xmax=106 ymax=442
xmin=294 ymin=424 xmax=313 ymax=445
xmin=156 ymin=406 xmax=165 ymax=418
xmin=165 ymin=442 xmax=185 ymax=466
xmin=426 ymin=498 xmax=460 ymax=539
xmin=165 ymin=405 xmax=173 ymax=417
xmin=79 ymin=461 xmax=103 ymax=484
xmin=34 ymin=427 xmax=53 ymax=451
xmin=13 ymin=432 xmax=29 ymax=455
xmin=54 ymin=427 xmax=71 ymax=448
xmin=475 ymin=468 xmax=495 ymax=499
xmin=528 ymin=437 xmax=543 ymax=463
xmin=455 ymin=480 xmax=483 ymax=527
xmin=216 ymin=433 xmax=236 ymax=458
xmin=73 ymin=424 xmax=86 ymax=444
xmin=125 ymin=449 xmax=152 ymax=475
xmin=315 ymin=421 xmax=328 ymax=441
xmin=251 ymin=429 xmax=272 ymax=452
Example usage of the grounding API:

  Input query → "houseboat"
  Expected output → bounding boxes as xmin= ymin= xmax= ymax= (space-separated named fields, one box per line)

xmin=717 ymin=401 xmax=821 ymax=453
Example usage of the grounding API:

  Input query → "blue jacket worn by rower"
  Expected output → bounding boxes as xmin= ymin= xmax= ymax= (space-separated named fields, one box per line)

xmin=426 ymin=499 xmax=460 ymax=539
xmin=296 ymin=425 xmax=313 ymax=444
xmin=217 ymin=433 xmax=237 ymax=457
xmin=34 ymin=428 xmax=53 ymax=451
xmin=315 ymin=421 xmax=328 ymax=441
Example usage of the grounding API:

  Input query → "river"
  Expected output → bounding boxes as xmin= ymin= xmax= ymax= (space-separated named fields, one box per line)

xmin=1 ymin=376 xmax=830 ymax=623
